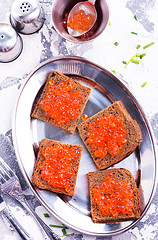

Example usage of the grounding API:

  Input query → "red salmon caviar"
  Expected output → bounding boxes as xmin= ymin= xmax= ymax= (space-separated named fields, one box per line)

xmin=81 ymin=114 xmax=88 ymax=121
xmin=63 ymin=11 xmax=98 ymax=40
xmin=39 ymin=79 xmax=83 ymax=125
xmin=93 ymin=172 xmax=134 ymax=217
xmin=67 ymin=10 xmax=95 ymax=33
xmin=87 ymin=114 xmax=128 ymax=157
xmin=40 ymin=144 xmax=80 ymax=193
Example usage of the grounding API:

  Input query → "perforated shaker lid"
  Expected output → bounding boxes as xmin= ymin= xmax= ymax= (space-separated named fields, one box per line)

xmin=10 ymin=0 xmax=41 ymax=23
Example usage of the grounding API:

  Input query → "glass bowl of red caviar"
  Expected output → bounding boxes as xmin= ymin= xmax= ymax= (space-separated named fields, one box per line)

xmin=52 ymin=0 xmax=109 ymax=43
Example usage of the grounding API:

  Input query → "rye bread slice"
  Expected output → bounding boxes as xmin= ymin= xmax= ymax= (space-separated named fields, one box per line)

xmin=31 ymin=71 xmax=91 ymax=134
xmin=88 ymin=168 xmax=140 ymax=223
xmin=77 ymin=101 xmax=142 ymax=170
xmin=32 ymin=138 xmax=83 ymax=196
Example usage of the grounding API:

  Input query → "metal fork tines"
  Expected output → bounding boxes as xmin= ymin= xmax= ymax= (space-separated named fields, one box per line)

xmin=0 ymin=162 xmax=24 ymax=202
xmin=0 ymin=157 xmax=61 ymax=240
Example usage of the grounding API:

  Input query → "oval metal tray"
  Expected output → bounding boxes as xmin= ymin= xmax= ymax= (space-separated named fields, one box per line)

xmin=12 ymin=56 xmax=157 ymax=236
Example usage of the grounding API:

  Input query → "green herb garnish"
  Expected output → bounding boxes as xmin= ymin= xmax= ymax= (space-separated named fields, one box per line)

xmin=143 ymin=42 xmax=154 ymax=49
xmin=49 ymin=223 xmax=73 ymax=237
xmin=140 ymin=53 xmax=146 ymax=59
xmin=131 ymin=32 xmax=138 ymax=35
xmin=124 ymin=55 xmax=135 ymax=68
xmin=141 ymin=82 xmax=147 ymax=87
xmin=122 ymin=61 xmax=127 ymax=64
xmin=136 ymin=53 xmax=146 ymax=59
xmin=49 ymin=224 xmax=68 ymax=229
xmin=134 ymin=15 xmax=138 ymax=20
xmin=136 ymin=44 xmax=141 ymax=49
xmin=114 ymin=42 xmax=119 ymax=46
xmin=49 ymin=224 xmax=69 ymax=236
xmin=132 ymin=59 xmax=139 ymax=64
xmin=132 ymin=225 xmax=136 ymax=230
xmin=43 ymin=213 xmax=50 ymax=217
xmin=62 ymin=234 xmax=73 ymax=237
xmin=112 ymin=70 xmax=116 ymax=73
xmin=62 ymin=228 xmax=67 ymax=235
xmin=125 ymin=52 xmax=146 ymax=67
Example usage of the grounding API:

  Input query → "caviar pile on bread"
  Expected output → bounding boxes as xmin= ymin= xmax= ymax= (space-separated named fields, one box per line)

xmin=77 ymin=101 xmax=142 ymax=170
xmin=32 ymin=139 xmax=83 ymax=196
xmin=88 ymin=168 xmax=140 ymax=223
xmin=31 ymin=71 xmax=142 ymax=224
xmin=31 ymin=71 xmax=91 ymax=134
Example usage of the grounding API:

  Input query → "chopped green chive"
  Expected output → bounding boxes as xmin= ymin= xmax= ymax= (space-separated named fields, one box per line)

xmin=114 ymin=42 xmax=118 ymax=46
xmin=136 ymin=53 xmax=146 ymax=59
xmin=124 ymin=52 xmax=147 ymax=68
xmin=132 ymin=59 xmax=139 ymax=64
xmin=132 ymin=225 xmax=136 ymax=230
xmin=143 ymin=42 xmax=154 ymax=49
xmin=134 ymin=15 xmax=138 ymax=20
xmin=140 ymin=53 xmax=146 ymax=59
xmin=49 ymin=223 xmax=70 ymax=236
xmin=109 ymin=22 xmax=111 ymax=25
xmin=141 ymin=82 xmax=147 ymax=87
xmin=136 ymin=44 xmax=141 ymax=49
xmin=122 ymin=61 xmax=127 ymax=64
xmin=112 ymin=70 xmax=116 ymax=73
xmin=124 ymin=55 xmax=135 ymax=68
xmin=49 ymin=225 xmax=62 ymax=228
xmin=49 ymin=224 xmax=68 ymax=229
xmin=131 ymin=32 xmax=138 ymax=35
xmin=61 ymin=234 xmax=73 ymax=237
xmin=62 ymin=228 xmax=67 ymax=235
xmin=43 ymin=213 xmax=50 ymax=217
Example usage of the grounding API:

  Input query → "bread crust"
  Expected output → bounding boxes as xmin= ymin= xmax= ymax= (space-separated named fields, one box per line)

xmin=77 ymin=101 xmax=142 ymax=170
xmin=31 ymin=71 xmax=91 ymax=134
xmin=32 ymin=138 xmax=83 ymax=196
xmin=88 ymin=168 xmax=140 ymax=223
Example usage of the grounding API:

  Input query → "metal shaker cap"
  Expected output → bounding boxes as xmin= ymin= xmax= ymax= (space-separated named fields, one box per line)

xmin=0 ymin=23 xmax=23 ymax=63
xmin=10 ymin=0 xmax=45 ymax=34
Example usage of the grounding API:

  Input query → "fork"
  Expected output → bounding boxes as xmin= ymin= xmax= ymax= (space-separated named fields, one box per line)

xmin=0 ymin=157 xmax=61 ymax=240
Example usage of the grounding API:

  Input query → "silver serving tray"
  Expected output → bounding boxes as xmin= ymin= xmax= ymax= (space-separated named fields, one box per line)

xmin=12 ymin=56 xmax=157 ymax=236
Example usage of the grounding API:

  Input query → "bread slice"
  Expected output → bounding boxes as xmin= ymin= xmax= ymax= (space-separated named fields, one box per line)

xmin=88 ymin=168 xmax=140 ymax=223
xmin=32 ymin=138 xmax=83 ymax=196
xmin=31 ymin=71 xmax=91 ymax=134
xmin=77 ymin=101 xmax=142 ymax=170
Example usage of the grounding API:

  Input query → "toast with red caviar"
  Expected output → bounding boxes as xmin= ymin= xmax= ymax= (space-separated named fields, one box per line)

xmin=88 ymin=168 xmax=140 ymax=223
xmin=31 ymin=71 xmax=91 ymax=134
xmin=77 ymin=101 xmax=142 ymax=170
xmin=32 ymin=138 xmax=83 ymax=196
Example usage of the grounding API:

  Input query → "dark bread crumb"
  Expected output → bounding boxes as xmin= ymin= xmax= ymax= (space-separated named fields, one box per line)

xmin=32 ymin=138 xmax=83 ymax=196
xmin=77 ymin=101 xmax=142 ymax=170
xmin=31 ymin=71 xmax=91 ymax=134
xmin=88 ymin=168 xmax=140 ymax=223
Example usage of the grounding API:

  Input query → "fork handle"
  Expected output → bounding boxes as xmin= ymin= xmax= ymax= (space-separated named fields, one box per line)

xmin=21 ymin=200 xmax=61 ymax=240
xmin=3 ymin=207 xmax=33 ymax=240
